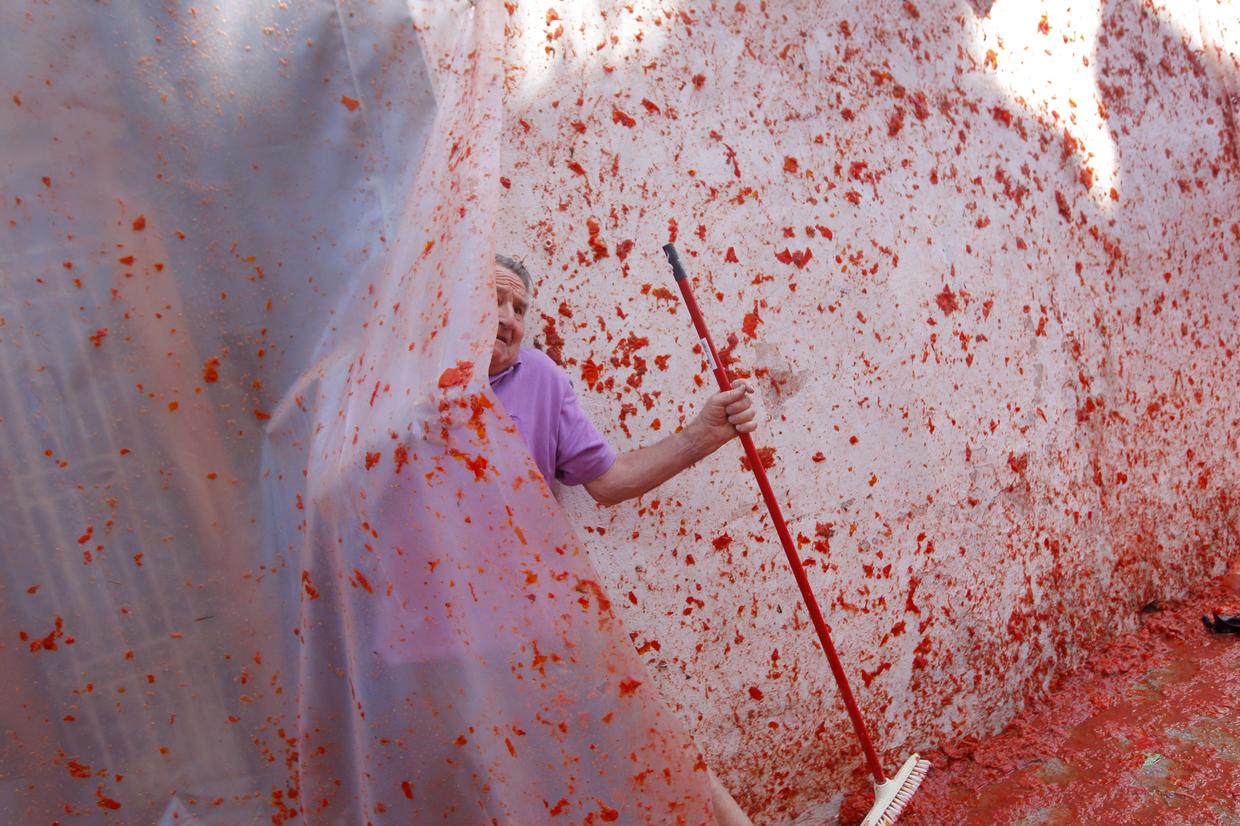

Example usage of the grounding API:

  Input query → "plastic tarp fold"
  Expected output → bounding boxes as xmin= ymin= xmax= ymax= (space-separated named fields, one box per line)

xmin=0 ymin=1 xmax=715 ymax=822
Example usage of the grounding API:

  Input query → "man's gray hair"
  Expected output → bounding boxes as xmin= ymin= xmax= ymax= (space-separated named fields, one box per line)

xmin=495 ymin=254 xmax=533 ymax=297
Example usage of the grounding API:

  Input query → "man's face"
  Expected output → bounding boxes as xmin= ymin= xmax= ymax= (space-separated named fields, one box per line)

xmin=489 ymin=264 xmax=528 ymax=375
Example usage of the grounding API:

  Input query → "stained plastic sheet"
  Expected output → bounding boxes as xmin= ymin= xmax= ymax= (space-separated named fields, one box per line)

xmin=0 ymin=2 xmax=714 ymax=822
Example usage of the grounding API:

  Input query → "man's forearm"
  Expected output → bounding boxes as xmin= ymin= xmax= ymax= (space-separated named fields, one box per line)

xmin=584 ymin=424 xmax=715 ymax=506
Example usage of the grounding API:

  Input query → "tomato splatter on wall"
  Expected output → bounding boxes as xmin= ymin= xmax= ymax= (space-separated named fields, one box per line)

xmin=496 ymin=0 xmax=1239 ymax=821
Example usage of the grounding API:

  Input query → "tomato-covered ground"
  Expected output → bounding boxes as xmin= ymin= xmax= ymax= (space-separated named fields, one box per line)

xmin=839 ymin=572 xmax=1240 ymax=826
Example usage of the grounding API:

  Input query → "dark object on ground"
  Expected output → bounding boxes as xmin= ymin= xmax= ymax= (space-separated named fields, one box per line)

xmin=1201 ymin=613 xmax=1240 ymax=634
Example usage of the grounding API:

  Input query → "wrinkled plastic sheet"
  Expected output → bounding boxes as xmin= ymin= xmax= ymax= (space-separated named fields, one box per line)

xmin=0 ymin=1 xmax=714 ymax=822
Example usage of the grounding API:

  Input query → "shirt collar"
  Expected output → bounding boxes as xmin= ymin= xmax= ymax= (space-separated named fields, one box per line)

xmin=488 ymin=350 xmax=524 ymax=385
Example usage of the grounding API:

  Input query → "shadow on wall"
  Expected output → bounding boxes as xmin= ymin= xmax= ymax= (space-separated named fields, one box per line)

xmin=497 ymin=0 xmax=1238 ymax=822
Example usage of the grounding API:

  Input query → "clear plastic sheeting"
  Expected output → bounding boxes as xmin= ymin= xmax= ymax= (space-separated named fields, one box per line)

xmin=0 ymin=1 xmax=714 ymax=822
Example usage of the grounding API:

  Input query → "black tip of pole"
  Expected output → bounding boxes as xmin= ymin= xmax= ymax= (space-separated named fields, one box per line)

xmin=663 ymin=243 xmax=687 ymax=281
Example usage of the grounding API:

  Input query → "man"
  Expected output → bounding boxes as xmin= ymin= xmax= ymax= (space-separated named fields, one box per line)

xmin=488 ymin=253 xmax=756 ymax=826
xmin=488 ymin=254 xmax=757 ymax=504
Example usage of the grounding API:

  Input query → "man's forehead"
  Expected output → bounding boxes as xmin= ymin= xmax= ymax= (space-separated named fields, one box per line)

xmin=494 ymin=265 xmax=527 ymax=298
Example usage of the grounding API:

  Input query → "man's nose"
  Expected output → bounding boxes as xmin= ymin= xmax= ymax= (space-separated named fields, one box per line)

xmin=497 ymin=301 xmax=514 ymax=326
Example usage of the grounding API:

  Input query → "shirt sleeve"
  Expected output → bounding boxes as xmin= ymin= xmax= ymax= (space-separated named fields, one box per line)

xmin=554 ymin=382 xmax=617 ymax=486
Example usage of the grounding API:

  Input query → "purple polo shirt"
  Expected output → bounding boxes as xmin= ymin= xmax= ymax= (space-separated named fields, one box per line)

xmin=489 ymin=347 xmax=616 ymax=486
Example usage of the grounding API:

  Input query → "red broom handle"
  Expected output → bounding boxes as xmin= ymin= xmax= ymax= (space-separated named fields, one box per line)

xmin=663 ymin=243 xmax=887 ymax=784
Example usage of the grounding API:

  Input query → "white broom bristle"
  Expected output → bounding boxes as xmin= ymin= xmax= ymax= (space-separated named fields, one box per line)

xmin=862 ymin=756 xmax=931 ymax=826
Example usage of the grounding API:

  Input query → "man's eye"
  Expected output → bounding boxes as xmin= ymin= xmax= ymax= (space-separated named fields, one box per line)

xmin=515 ymin=305 xmax=526 ymax=316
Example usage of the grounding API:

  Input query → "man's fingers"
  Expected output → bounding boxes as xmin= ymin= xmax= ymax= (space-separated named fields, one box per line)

xmin=728 ymin=407 xmax=756 ymax=425
xmin=718 ymin=381 xmax=752 ymax=403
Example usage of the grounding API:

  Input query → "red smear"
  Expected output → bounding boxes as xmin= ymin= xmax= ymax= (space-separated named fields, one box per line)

xmin=748 ymin=685 xmax=764 ymax=701
xmin=740 ymin=446 xmax=776 ymax=471
xmin=466 ymin=392 xmax=492 ymax=440
xmin=96 ymin=791 xmax=122 ymax=810
xmin=725 ymin=246 xmax=738 ymax=263
xmin=29 ymin=616 xmax=65 ymax=653
xmin=991 ymin=106 xmax=1012 ymax=127
xmin=401 ymin=781 xmax=413 ymax=800
xmin=566 ymin=160 xmax=586 ymax=176
xmin=692 ymin=74 xmax=706 ymax=89
xmin=351 ymin=569 xmax=373 ymax=593
xmin=450 ymin=449 xmax=488 ymax=481
xmin=860 ymin=661 xmax=892 ymax=687
xmin=599 ymin=804 xmax=620 ymax=822
xmin=905 ymin=576 xmax=921 ymax=615
xmin=202 ymin=357 xmax=220 ymax=383
xmin=776 ymin=245 xmax=815 ymax=268
xmin=667 ymin=218 xmax=678 ymax=243
xmin=888 ymin=107 xmax=905 ymax=136
xmin=253 ymin=409 xmax=271 ymax=421
xmin=118 ymin=255 xmax=135 ymax=265
xmin=611 ymin=108 xmax=636 ymax=128
xmin=301 ymin=571 xmax=320 ymax=600
xmin=586 ymin=216 xmax=609 ymax=260
xmin=935 ymin=285 xmax=959 ymax=315
xmin=364 ymin=451 xmax=380 ymax=470
xmin=783 ymin=156 xmax=799 ymax=173
xmin=131 ymin=214 xmax=146 ymax=231
xmin=640 ymin=98 xmax=661 ymax=115
xmin=577 ymin=578 xmax=612 ymax=614
xmin=541 ymin=313 xmax=565 ymax=365
xmin=581 ymin=357 xmax=603 ymax=389
xmin=393 ymin=443 xmax=409 ymax=475
xmin=903 ymin=0 xmax=920 ymax=17
xmin=615 ymin=239 xmax=633 ymax=261
xmin=742 ymin=305 xmax=762 ymax=339
xmin=499 ymin=176 xmax=511 ymax=189
xmin=340 ymin=95 xmax=359 ymax=112
xmin=812 ymin=451 xmax=825 ymax=462
xmin=1007 ymin=452 xmax=1028 ymax=474
xmin=438 ymin=360 xmax=473 ymax=389
xmin=712 ymin=534 xmax=733 ymax=550
xmin=1055 ymin=190 xmax=1072 ymax=222
xmin=89 ymin=329 xmax=108 ymax=348
xmin=717 ymin=331 xmax=740 ymax=367
xmin=816 ymin=224 xmax=834 ymax=239
xmin=618 ymin=678 xmax=642 ymax=697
